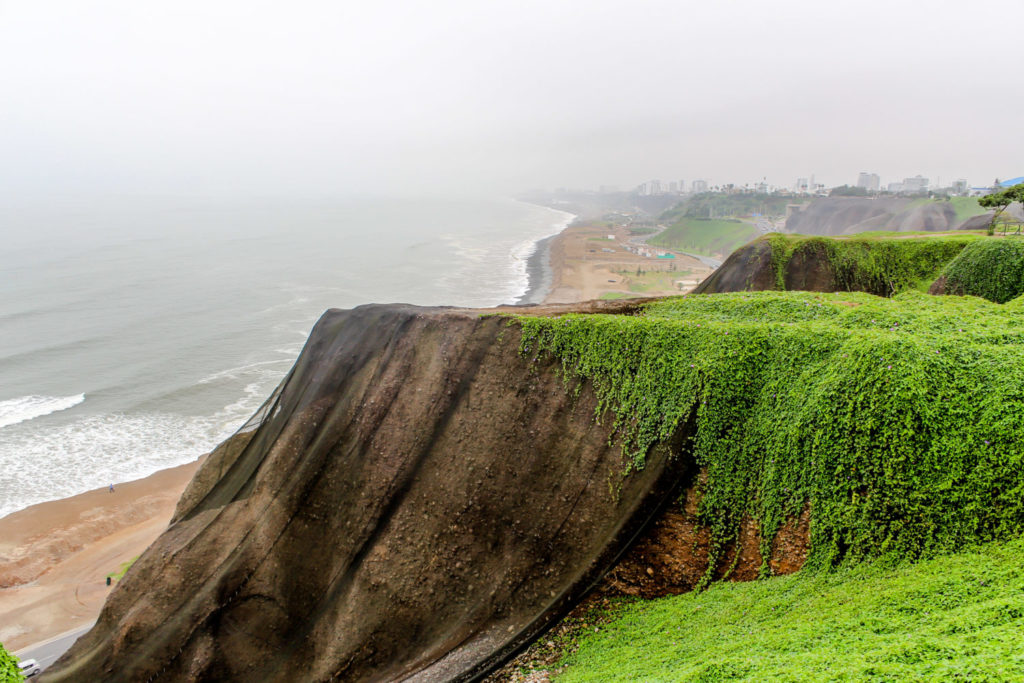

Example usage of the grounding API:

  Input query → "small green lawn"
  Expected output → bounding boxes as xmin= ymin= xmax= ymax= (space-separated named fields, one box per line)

xmin=557 ymin=537 xmax=1024 ymax=682
xmin=649 ymin=218 xmax=759 ymax=257
xmin=616 ymin=269 xmax=693 ymax=294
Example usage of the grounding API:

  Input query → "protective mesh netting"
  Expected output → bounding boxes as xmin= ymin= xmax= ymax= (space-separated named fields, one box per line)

xmin=47 ymin=304 xmax=689 ymax=682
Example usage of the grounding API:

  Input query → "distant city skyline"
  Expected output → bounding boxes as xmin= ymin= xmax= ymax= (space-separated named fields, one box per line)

xmin=551 ymin=169 xmax=1013 ymax=197
xmin=1 ymin=1 xmax=1021 ymax=202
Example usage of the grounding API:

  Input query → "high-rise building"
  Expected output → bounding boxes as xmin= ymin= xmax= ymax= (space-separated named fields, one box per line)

xmin=952 ymin=179 xmax=969 ymax=195
xmin=678 ymin=180 xmax=685 ymax=193
xmin=796 ymin=178 xmax=809 ymax=192
xmin=857 ymin=172 xmax=880 ymax=191
xmin=649 ymin=179 xmax=662 ymax=194
xmin=691 ymin=179 xmax=708 ymax=193
xmin=668 ymin=181 xmax=679 ymax=194
xmin=902 ymin=176 xmax=929 ymax=194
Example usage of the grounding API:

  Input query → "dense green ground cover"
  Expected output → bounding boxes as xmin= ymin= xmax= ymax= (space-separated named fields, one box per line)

xmin=0 ymin=643 xmax=22 ymax=682
xmin=764 ymin=233 xmax=980 ymax=295
xmin=939 ymin=238 xmax=1024 ymax=303
xmin=556 ymin=537 xmax=1024 ymax=681
xmin=516 ymin=290 xmax=1024 ymax=582
xmin=649 ymin=218 xmax=759 ymax=257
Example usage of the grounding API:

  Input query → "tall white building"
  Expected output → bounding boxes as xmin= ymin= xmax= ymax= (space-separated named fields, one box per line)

xmin=902 ymin=176 xmax=929 ymax=194
xmin=691 ymin=179 xmax=708 ymax=193
xmin=857 ymin=172 xmax=880 ymax=191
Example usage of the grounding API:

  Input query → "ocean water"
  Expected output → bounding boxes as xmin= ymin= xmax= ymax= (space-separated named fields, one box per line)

xmin=0 ymin=196 xmax=572 ymax=518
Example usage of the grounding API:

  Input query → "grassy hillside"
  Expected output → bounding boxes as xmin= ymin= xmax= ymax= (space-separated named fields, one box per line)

xmin=764 ymin=232 xmax=981 ymax=294
xmin=516 ymin=289 xmax=1024 ymax=581
xmin=903 ymin=197 xmax=986 ymax=224
xmin=556 ymin=537 xmax=1024 ymax=681
xmin=949 ymin=196 xmax=986 ymax=224
xmin=938 ymin=238 xmax=1024 ymax=303
xmin=510 ymin=237 xmax=1024 ymax=682
xmin=660 ymin=192 xmax=794 ymax=223
xmin=649 ymin=217 xmax=760 ymax=257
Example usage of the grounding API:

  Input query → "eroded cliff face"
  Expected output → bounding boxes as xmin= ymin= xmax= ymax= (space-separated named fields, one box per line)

xmin=46 ymin=301 xmax=706 ymax=683
xmin=784 ymin=197 xmax=976 ymax=235
xmin=693 ymin=238 xmax=847 ymax=295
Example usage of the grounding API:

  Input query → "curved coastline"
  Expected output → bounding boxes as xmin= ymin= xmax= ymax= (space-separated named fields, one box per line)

xmin=512 ymin=206 xmax=575 ymax=306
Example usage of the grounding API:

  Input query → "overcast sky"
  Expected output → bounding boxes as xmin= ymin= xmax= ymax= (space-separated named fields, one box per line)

xmin=2 ymin=0 xmax=1022 ymax=199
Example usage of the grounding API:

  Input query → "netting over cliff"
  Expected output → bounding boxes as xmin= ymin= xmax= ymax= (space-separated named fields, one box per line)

xmin=48 ymin=303 xmax=690 ymax=682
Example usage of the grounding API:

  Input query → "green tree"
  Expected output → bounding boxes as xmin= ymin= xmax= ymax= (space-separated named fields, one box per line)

xmin=979 ymin=183 xmax=1024 ymax=234
xmin=0 ymin=642 xmax=23 ymax=682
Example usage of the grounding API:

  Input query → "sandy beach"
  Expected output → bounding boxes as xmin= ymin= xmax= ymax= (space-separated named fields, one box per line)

xmin=0 ymin=217 xmax=712 ymax=655
xmin=541 ymin=220 xmax=710 ymax=303
xmin=0 ymin=459 xmax=201 ymax=652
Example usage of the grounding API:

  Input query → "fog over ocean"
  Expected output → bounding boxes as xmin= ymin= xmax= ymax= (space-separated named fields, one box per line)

xmin=0 ymin=196 xmax=572 ymax=517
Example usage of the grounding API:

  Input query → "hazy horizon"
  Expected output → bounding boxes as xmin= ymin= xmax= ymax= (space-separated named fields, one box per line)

xmin=3 ymin=0 xmax=1022 ymax=201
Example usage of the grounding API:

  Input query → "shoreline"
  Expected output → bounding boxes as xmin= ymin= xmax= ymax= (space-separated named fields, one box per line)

xmin=0 ymin=213 xmax=713 ymax=655
xmin=0 ymin=459 xmax=201 ymax=651
xmin=514 ymin=233 xmax=557 ymax=305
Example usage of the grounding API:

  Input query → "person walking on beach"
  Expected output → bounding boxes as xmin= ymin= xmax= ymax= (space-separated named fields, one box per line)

xmin=109 ymin=483 xmax=115 ymax=493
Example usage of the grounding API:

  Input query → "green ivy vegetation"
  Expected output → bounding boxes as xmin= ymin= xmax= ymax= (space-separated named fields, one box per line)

xmin=762 ymin=233 xmax=980 ymax=295
xmin=938 ymin=238 xmax=1024 ymax=303
xmin=515 ymin=290 xmax=1024 ymax=585
xmin=555 ymin=536 xmax=1024 ymax=682
xmin=0 ymin=642 xmax=23 ymax=683
xmin=106 ymin=556 xmax=139 ymax=583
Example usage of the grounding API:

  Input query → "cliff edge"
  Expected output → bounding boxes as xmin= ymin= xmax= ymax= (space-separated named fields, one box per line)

xmin=45 ymin=301 xmax=692 ymax=682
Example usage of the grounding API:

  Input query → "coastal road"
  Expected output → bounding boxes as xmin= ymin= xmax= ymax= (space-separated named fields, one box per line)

xmin=14 ymin=622 xmax=93 ymax=673
xmin=625 ymin=225 xmax=723 ymax=269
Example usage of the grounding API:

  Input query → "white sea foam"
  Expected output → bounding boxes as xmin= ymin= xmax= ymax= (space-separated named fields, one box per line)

xmin=0 ymin=366 xmax=283 ymax=518
xmin=433 ymin=207 xmax=575 ymax=308
xmin=0 ymin=411 xmax=227 ymax=518
xmin=0 ymin=393 xmax=85 ymax=429
xmin=504 ymin=207 xmax=575 ymax=304
xmin=198 ymin=359 xmax=292 ymax=385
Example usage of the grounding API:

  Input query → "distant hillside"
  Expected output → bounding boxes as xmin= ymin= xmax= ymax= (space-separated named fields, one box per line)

xmin=660 ymin=192 xmax=793 ymax=223
xmin=786 ymin=196 xmax=986 ymax=235
xmin=647 ymin=217 xmax=759 ymax=257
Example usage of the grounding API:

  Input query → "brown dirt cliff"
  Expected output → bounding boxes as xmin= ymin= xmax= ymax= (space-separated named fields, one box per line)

xmin=46 ymin=301 xmax=706 ymax=682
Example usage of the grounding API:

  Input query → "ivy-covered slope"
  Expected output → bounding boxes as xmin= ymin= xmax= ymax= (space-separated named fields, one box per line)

xmin=695 ymin=233 xmax=980 ymax=296
xmin=0 ymin=642 xmax=21 ymax=683
xmin=930 ymin=238 xmax=1024 ymax=303
xmin=515 ymin=290 xmax=1024 ymax=584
